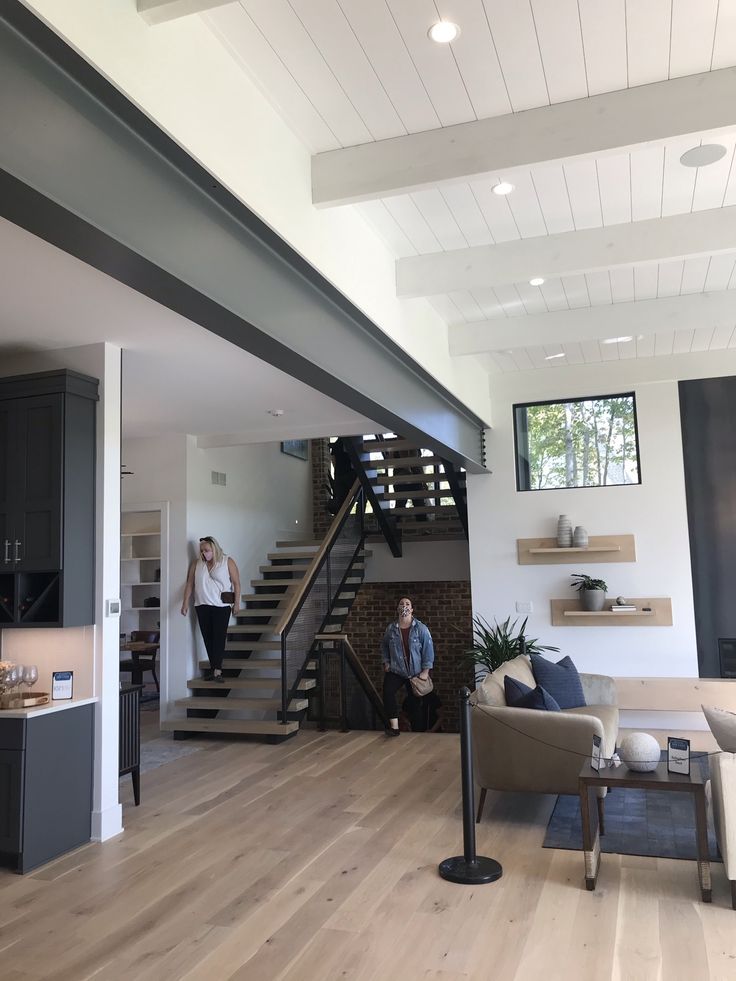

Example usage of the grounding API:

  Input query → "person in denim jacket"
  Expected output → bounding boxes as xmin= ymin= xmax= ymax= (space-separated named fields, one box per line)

xmin=381 ymin=597 xmax=435 ymax=737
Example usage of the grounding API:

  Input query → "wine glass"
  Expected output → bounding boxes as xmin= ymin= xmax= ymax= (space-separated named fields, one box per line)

xmin=23 ymin=665 xmax=38 ymax=691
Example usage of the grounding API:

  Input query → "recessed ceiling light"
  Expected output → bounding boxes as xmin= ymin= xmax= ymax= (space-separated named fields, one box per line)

xmin=679 ymin=144 xmax=728 ymax=168
xmin=529 ymin=277 xmax=545 ymax=287
xmin=602 ymin=336 xmax=633 ymax=345
xmin=545 ymin=352 xmax=565 ymax=360
xmin=428 ymin=20 xmax=460 ymax=43
xmin=491 ymin=181 xmax=514 ymax=196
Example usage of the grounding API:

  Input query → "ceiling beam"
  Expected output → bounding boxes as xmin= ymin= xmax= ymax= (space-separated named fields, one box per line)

xmin=397 ymin=207 xmax=736 ymax=298
xmin=137 ymin=0 xmax=236 ymax=26
xmin=312 ymin=68 xmax=736 ymax=207
xmin=448 ymin=291 xmax=736 ymax=356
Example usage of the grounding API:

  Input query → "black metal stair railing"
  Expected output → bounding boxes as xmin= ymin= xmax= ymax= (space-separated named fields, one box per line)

xmin=274 ymin=479 xmax=364 ymax=724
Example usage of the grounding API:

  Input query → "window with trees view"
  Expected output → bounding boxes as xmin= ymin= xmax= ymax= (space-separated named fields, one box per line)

xmin=514 ymin=393 xmax=641 ymax=491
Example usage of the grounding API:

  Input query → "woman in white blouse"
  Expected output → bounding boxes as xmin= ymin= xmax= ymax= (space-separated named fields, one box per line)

xmin=181 ymin=536 xmax=241 ymax=681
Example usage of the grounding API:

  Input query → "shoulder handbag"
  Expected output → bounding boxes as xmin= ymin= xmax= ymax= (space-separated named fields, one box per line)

xmin=410 ymin=674 xmax=434 ymax=697
xmin=221 ymin=591 xmax=235 ymax=604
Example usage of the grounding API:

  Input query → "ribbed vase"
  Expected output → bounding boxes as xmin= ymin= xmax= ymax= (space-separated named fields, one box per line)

xmin=557 ymin=514 xmax=572 ymax=547
xmin=573 ymin=526 xmax=588 ymax=548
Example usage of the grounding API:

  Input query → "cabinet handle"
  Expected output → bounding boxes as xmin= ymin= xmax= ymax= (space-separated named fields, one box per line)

xmin=14 ymin=540 xmax=21 ymax=563
xmin=3 ymin=540 xmax=9 ymax=564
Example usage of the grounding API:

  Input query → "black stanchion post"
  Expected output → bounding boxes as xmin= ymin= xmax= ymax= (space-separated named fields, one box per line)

xmin=439 ymin=687 xmax=503 ymax=885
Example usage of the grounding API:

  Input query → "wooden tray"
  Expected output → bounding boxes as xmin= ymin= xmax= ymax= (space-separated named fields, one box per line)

xmin=0 ymin=691 xmax=50 ymax=709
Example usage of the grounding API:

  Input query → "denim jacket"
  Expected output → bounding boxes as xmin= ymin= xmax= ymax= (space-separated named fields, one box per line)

xmin=381 ymin=618 xmax=435 ymax=678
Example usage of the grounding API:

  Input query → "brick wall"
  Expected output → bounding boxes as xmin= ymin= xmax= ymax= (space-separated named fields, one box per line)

xmin=311 ymin=437 xmax=332 ymax=539
xmin=342 ymin=581 xmax=474 ymax=732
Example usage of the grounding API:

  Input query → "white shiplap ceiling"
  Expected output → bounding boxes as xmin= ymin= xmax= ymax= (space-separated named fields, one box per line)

xmin=198 ymin=0 xmax=736 ymax=372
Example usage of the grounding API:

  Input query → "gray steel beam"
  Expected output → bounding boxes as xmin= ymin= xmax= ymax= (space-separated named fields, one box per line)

xmin=0 ymin=2 xmax=487 ymax=472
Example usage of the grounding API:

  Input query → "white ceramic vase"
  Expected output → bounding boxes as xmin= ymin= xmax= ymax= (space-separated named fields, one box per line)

xmin=557 ymin=514 xmax=572 ymax=547
xmin=573 ymin=525 xmax=588 ymax=548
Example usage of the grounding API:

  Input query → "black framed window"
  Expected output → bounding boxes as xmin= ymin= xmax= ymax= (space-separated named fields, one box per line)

xmin=514 ymin=392 xmax=641 ymax=491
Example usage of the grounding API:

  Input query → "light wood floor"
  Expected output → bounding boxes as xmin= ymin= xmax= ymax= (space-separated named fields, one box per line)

xmin=2 ymin=719 xmax=735 ymax=981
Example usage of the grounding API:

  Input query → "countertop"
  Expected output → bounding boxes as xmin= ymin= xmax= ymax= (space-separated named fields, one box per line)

xmin=0 ymin=696 xmax=98 ymax=719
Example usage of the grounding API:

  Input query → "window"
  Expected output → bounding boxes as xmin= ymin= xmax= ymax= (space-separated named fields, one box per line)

xmin=514 ymin=392 xmax=641 ymax=491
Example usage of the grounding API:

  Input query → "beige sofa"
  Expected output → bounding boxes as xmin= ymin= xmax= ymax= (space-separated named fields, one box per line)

xmin=707 ymin=753 xmax=736 ymax=909
xmin=472 ymin=654 xmax=619 ymax=824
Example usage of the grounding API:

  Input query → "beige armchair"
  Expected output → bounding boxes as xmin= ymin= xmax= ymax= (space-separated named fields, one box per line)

xmin=472 ymin=655 xmax=619 ymax=825
xmin=707 ymin=752 xmax=736 ymax=909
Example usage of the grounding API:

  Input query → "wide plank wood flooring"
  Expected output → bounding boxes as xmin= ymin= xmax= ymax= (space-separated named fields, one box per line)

xmin=1 ymin=720 xmax=735 ymax=980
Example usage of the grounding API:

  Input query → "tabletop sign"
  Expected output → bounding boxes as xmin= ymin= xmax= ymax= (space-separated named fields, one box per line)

xmin=52 ymin=671 xmax=73 ymax=700
xmin=667 ymin=737 xmax=691 ymax=776
xmin=591 ymin=734 xmax=603 ymax=771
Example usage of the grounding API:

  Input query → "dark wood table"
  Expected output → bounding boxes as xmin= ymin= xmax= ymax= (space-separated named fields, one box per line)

xmin=578 ymin=758 xmax=711 ymax=902
xmin=120 ymin=642 xmax=159 ymax=688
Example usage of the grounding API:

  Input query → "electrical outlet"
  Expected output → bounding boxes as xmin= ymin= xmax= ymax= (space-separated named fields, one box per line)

xmin=515 ymin=601 xmax=533 ymax=614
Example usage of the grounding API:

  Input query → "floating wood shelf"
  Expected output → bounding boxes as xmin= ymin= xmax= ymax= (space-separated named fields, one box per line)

xmin=518 ymin=534 xmax=635 ymax=565
xmin=529 ymin=546 xmax=621 ymax=555
xmin=551 ymin=597 xmax=672 ymax=626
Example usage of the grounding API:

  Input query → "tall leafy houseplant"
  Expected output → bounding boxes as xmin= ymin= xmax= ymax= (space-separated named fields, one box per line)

xmin=466 ymin=615 xmax=559 ymax=675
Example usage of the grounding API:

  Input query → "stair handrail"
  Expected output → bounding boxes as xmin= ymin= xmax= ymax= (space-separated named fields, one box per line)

xmin=314 ymin=632 xmax=389 ymax=729
xmin=273 ymin=477 xmax=362 ymax=638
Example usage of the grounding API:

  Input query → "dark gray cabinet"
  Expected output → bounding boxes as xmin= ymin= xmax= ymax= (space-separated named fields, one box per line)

xmin=0 ymin=703 xmax=94 ymax=873
xmin=0 ymin=370 xmax=98 ymax=627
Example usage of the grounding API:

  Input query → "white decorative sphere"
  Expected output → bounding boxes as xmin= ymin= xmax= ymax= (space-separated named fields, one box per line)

xmin=619 ymin=732 xmax=661 ymax=772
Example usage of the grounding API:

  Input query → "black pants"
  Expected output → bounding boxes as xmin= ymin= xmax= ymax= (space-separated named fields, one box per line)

xmin=383 ymin=671 xmax=412 ymax=720
xmin=195 ymin=604 xmax=231 ymax=671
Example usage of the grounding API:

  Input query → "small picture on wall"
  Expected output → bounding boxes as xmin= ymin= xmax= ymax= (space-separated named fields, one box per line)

xmin=281 ymin=440 xmax=309 ymax=461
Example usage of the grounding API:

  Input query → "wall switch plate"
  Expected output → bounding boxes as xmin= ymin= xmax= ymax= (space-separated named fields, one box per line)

xmin=515 ymin=601 xmax=533 ymax=614
xmin=106 ymin=599 xmax=121 ymax=617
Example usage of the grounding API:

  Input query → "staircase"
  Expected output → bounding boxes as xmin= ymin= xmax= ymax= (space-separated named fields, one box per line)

xmin=350 ymin=435 xmax=468 ymax=542
xmin=163 ymin=534 xmax=368 ymax=741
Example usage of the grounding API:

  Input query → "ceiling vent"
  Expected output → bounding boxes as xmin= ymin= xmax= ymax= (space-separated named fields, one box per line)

xmin=211 ymin=471 xmax=226 ymax=487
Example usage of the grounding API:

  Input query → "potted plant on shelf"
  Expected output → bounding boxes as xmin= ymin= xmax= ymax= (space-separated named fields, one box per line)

xmin=465 ymin=615 xmax=559 ymax=676
xmin=570 ymin=573 xmax=608 ymax=612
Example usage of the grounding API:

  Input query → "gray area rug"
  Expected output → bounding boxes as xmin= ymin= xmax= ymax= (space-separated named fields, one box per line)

xmin=543 ymin=753 xmax=721 ymax=862
xmin=138 ymin=739 xmax=203 ymax=774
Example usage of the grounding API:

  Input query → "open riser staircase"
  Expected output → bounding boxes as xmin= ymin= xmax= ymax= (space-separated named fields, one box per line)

xmin=348 ymin=435 xmax=468 ymax=543
xmin=163 ymin=490 xmax=370 ymax=742
xmin=163 ymin=434 xmax=467 ymax=742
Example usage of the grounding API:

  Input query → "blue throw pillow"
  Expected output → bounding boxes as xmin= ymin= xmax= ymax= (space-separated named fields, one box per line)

xmin=530 ymin=654 xmax=586 ymax=709
xmin=504 ymin=675 xmax=561 ymax=711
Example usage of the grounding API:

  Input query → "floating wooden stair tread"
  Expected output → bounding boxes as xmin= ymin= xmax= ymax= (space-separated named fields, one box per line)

xmin=175 ymin=696 xmax=307 ymax=711
xmin=274 ymin=540 xmax=320 ymax=549
xmin=205 ymin=658 xmax=280 ymax=670
xmin=371 ymin=473 xmax=453 ymax=486
xmin=243 ymin=593 xmax=291 ymax=602
xmin=216 ymin=657 xmax=282 ymax=669
xmin=250 ymin=578 xmax=302 ymax=587
xmin=258 ymin=565 xmax=307 ymax=575
xmin=267 ymin=550 xmax=317 ymax=560
xmin=369 ymin=455 xmax=444 ymax=470
xmin=364 ymin=439 xmax=417 ymax=452
xmin=223 ymin=639 xmax=281 ymax=649
xmin=161 ymin=718 xmax=299 ymax=735
xmin=391 ymin=505 xmax=458 ymax=516
xmin=188 ymin=677 xmax=316 ymax=691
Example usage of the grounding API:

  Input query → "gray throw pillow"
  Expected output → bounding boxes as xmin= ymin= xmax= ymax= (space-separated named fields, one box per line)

xmin=702 ymin=704 xmax=736 ymax=752
xmin=530 ymin=653 xmax=586 ymax=709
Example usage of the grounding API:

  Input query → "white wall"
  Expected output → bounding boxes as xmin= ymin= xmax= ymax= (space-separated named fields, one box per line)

xmin=23 ymin=0 xmax=492 ymax=426
xmin=122 ymin=435 xmax=311 ymax=716
xmin=467 ymin=368 xmax=699 ymax=685
xmin=0 ymin=342 xmax=123 ymax=841
xmin=365 ymin=540 xmax=470 ymax=583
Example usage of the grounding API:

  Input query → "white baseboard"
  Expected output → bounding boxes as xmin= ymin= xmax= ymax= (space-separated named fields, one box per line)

xmin=91 ymin=803 xmax=123 ymax=842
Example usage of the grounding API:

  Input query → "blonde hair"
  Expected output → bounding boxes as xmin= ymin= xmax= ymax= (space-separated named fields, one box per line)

xmin=199 ymin=536 xmax=224 ymax=565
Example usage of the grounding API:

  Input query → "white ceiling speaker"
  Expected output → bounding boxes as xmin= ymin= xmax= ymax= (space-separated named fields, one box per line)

xmin=491 ymin=181 xmax=514 ymax=196
xmin=679 ymin=144 xmax=728 ymax=168
xmin=428 ymin=21 xmax=460 ymax=43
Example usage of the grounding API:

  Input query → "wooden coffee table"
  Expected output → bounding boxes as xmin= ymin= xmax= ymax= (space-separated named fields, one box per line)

xmin=578 ymin=758 xmax=711 ymax=902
